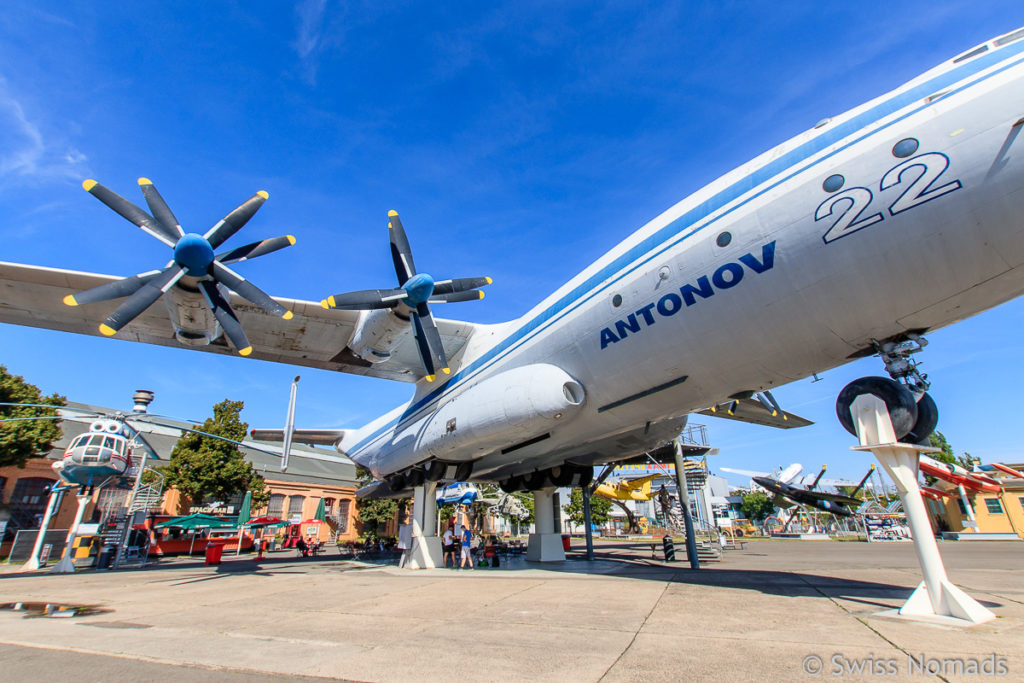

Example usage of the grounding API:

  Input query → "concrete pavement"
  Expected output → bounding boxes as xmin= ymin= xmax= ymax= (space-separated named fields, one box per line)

xmin=0 ymin=540 xmax=1021 ymax=682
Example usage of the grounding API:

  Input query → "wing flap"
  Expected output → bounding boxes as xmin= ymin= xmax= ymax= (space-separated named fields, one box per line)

xmin=697 ymin=397 xmax=813 ymax=429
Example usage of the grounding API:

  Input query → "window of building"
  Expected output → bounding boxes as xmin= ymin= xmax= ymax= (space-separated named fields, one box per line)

xmin=324 ymin=497 xmax=335 ymax=513
xmin=337 ymin=499 xmax=351 ymax=534
xmin=984 ymin=498 xmax=1004 ymax=515
xmin=1019 ymin=497 xmax=1024 ymax=513
xmin=288 ymin=495 xmax=305 ymax=520
xmin=267 ymin=494 xmax=285 ymax=517
xmin=957 ymin=499 xmax=967 ymax=515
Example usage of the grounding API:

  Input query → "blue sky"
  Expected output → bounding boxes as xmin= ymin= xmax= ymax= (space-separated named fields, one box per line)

xmin=1 ymin=2 xmax=1023 ymax=487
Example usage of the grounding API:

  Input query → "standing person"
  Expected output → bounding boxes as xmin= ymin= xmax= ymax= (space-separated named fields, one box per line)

xmin=442 ymin=524 xmax=456 ymax=568
xmin=459 ymin=525 xmax=474 ymax=569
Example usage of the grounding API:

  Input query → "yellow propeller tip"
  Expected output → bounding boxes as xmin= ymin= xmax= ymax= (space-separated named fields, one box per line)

xmin=425 ymin=374 xmax=435 ymax=382
xmin=82 ymin=179 xmax=97 ymax=192
xmin=442 ymin=368 xmax=451 ymax=375
xmin=257 ymin=190 xmax=269 ymax=200
xmin=327 ymin=296 xmax=336 ymax=308
xmin=478 ymin=291 xmax=485 ymax=299
xmin=62 ymin=294 xmax=78 ymax=306
xmin=239 ymin=346 xmax=253 ymax=357
xmin=320 ymin=300 xmax=329 ymax=309
xmin=485 ymin=277 xmax=493 ymax=285
xmin=98 ymin=323 xmax=117 ymax=336
xmin=287 ymin=235 xmax=296 ymax=245
xmin=138 ymin=177 xmax=152 ymax=186
xmin=282 ymin=310 xmax=293 ymax=320
xmin=387 ymin=210 xmax=398 ymax=217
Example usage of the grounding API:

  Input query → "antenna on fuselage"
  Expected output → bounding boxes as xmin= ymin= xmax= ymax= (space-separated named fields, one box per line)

xmin=281 ymin=375 xmax=300 ymax=472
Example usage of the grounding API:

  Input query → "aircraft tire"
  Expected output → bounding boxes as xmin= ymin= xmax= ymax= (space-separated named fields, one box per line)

xmin=523 ymin=470 xmax=552 ymax=491
xmin=387 ymin=472 xmax=406 ymax=492
xmin=424 ymin=461 xmax=448 ymax=482
xmin=836 ymin=376 xmax=917 ymax=440
xmin=550 ymin=465 xmax=576 ymax=487
xmin=576 ymin=466 xmax=594 ymax=489
xmin=405 ymin=466 xmax=426 ymax=487
xmin=454 ymin=461 xmax=473 ymax=481
xmin=499 ymin=475 xmax=523 ymax=493
xmin=903 ymin=392 xmax=939 ymax=445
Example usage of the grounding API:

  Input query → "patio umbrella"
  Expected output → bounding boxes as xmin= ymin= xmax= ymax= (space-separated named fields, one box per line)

xmin=313 ymin=497 xmax=326 ymax=522
xmin=235 ymin=492 xmax=253 ymax=556
xmin=154 ymin=513 xmax=235 ymax=557
xmin=246 ymin=515 xmax=285 ymax=527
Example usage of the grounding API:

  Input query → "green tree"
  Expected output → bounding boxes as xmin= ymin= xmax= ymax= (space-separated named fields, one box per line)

xmin=0 ymin=365 xmax=65 ymax=468
xmin=562 ymin=488 xmax=612 ymax=527
xmin=740 ymin=492 xmax=775 ymax=521
xmin=160 ymin=399 xmax=268 ymax=510
xmin=353 ymin=467 xmax=404 ymax=540
xmin=929 ymin=431 xmax=974 ymax=469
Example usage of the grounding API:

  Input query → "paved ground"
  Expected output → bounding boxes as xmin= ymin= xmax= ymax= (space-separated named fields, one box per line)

xmin=1 ymin=539 xmax=1022 ymax=682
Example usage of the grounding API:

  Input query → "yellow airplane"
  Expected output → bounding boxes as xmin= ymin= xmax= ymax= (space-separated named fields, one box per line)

xmin=594 ymin=474 xmax=662 ymax=501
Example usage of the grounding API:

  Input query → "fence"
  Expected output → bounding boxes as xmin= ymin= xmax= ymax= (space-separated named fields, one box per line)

xmin=7 ymin=529 xmax=70 ymax=563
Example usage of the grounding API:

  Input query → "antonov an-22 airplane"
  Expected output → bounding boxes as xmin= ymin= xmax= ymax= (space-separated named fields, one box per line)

xmin=2 ymin=28 xmax=1024 ymax=497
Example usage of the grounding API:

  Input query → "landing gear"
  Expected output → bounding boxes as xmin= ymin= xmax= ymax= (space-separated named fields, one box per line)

xmin=836 ymin=333 xmax=939 ymax=444
xmin=501 ymin=464 xmax=593 ymax=492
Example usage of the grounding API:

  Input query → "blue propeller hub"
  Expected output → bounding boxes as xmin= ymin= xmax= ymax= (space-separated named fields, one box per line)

xmin=402 ymin=272 xmax=435 ymax=306
xmin=173 ymin=233 xmax=215 ymax=276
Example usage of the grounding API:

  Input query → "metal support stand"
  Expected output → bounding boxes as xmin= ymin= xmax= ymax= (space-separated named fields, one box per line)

xmin=401 ymin=482 xmax=442 ymax=569
xmin=23 ymin=486 xmax=66 ymax=571
xmin=527 ymin=487 xmax=565 ymax=562
xmin=582 ymin=486 xmax=594 ymax=561
xmin=51 ymin=492 xmax=91 ymax=574
xmin=849 ymin=394 xmax=994 ymax=625
xmin=673 ymin=439 xmax=700 ymax=569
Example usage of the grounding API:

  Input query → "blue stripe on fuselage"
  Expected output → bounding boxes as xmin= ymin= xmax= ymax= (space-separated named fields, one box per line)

xmin=351 ymin=40 xmax=1024 ymax=456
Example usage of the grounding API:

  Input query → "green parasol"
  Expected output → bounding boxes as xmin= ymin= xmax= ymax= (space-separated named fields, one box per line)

xmin=237 ymin=491 xmax=252 ymax=526
xmin=313 ymin=497 xmax=327 ymax=522
xmin=153 ymin=513 xmax=235 ymax=530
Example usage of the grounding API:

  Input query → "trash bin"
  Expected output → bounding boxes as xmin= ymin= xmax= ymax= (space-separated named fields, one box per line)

xmin=205 ymin=541 xmax=226 ymax=566
xmin=662 ymin=535 xmax=675 ymax=562
xmin=561 ymin=534 xmax=571 ymax=551
xmin=96 ymin=544 xmax=116 ymax=570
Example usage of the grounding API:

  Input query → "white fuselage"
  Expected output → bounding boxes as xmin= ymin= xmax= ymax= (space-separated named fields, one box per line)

xmin=348 ymin=32 xmax=1024 ymax=482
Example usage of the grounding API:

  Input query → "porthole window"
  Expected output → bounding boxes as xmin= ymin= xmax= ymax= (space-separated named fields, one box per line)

xmin=611 ymin=294 xmax=622 ymax=307
xmin=657 ymin=266 xmax=670 ymax=281
xmin=716 ymin=232 xmax=732 ymax=248
xmin=822 ymin=174 xmax=845 ymax=193
xmin=892 ymin=138 xmax=919 ymax=158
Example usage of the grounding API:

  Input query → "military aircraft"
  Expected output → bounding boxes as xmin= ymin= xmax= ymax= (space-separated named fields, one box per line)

xmin=2 ymin=28 xmax=1024 ymax=496
xmin=594 ymin=474 xmax=661 ymax=501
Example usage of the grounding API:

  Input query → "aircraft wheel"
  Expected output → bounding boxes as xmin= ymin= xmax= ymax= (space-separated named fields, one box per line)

xmin=550 ymin=465 xmax=576 ymax=487
xmin=499 ymin=475 xmax=523 ymax=493
xmin=387 ymin=472 xmax=406 ymax=492
xmin=424 ymin=461 xmax=448 ymax=482
xmin=903 ymin=392 xmax=939 ymax=445
xmin=836 ymin=376 xmax=918 ymax=439
xmin=405 ymin=466 xmax=426 ymax=487
xmin=576 ymin=466 xmax=594 ymax=489
xmin=453 ymin=461 xmax=473 ymax=481
xmin=523 ymin=470 xmax=552 ymax=491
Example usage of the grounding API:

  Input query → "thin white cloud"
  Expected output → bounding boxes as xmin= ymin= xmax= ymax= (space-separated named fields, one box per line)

xmin=0 ymin=76 xmax=88 ymax=182
xmin=293 ymin=0 xmax=330 ymax=85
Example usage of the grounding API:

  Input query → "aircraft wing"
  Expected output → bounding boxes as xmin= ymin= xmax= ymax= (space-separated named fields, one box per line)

xmin=697 ymin=397 xmax=813 ymax=429
xmin=0 ymin=261 xmax=479 ymax=382
xmin=720 ymin=466 xmax=769 ymax=479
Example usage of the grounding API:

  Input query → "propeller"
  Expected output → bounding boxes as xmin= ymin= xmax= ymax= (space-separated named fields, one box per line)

xmin=320 ymin=210 xmax=491 ymax=381
xmin=65 ymin=178 xmax=295 ymax=356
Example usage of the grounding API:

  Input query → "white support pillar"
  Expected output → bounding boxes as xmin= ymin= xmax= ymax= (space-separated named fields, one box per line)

xmin=849 ymin=394 xmax=994 ymax=625
xmin=50 ymin=492 xmax=91 ymax=574
xmin=23 ymin=486 xmax=63 ymax=571
xmin=401 ymin=483 xmax=442 ymax=569
xmin=527 ymin=487 xmax=565 ymax=562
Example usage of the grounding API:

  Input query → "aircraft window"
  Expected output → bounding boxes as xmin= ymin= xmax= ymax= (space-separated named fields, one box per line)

xmin=69 ymin=435 xmax=83 ymax=449
xmin=953 ymin=45 xmax=988 ymax=63
xmin=716 ymin=232 xmax=732 ymax=247
xmin=103 ymin=436 xmax=116 ymax=450
xmin=814 ymin=117 xmax=831 ymax=129
xmin=892 ymin=138 xmax=919 ymax=158
xmin=87 ymin=434 xmax=104 ymax=446
xmin=822 ymin=174 xmax=845 ymax=193
xmin=611 ymin=294 xmax=622 ymax=307
xmin=114 ymin=439 xmax=123 ymax=454
xmin=995 ymin=29 xmax=1024 ymax=47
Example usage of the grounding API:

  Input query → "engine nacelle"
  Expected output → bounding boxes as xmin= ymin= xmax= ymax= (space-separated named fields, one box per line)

xmin=347 ymin=308 xmax=410 ymax=363
xmin=415 ymin=363 xmax=586 ymax=462
xmin=164 ymin=285 xmax=220 ymax=346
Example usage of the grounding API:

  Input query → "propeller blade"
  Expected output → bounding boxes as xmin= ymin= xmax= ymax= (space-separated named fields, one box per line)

xmin=137 ymin=178 xmax=184 ymax=238
xmin=428 ymin=289 xmax=485 ymax=304
xmin=204 ymin=191 xmax=269 ymax=248
xmin=211 ymin=260 xmax=292 ymax=319
xmin=321 ymin=288 xmax=408 ymax=310
xmin=198 ymin=280 xmax=253 ymax=356
xmin=216 ymin=235 xmax=296 ymax=265
xmin=99 ymin=265 xmax=184 ymax=335
xmin=388 ymin=210 xmax=417 ymax=285
xmin=432 ymin=277 xmax=492 ymax=295
xmin=63 ymin=269 xmax=164 ymax=307
xmin=412 ymin=302 xmax=449 ymax=381
xmin=82 ymin=179 xmax=178 ymax=246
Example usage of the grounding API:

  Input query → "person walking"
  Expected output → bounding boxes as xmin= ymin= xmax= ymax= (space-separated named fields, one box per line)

xmin=459 ymin=525 xmax=474 ymax=569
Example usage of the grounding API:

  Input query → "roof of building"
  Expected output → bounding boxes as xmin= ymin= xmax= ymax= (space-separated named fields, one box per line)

xmin=49 ymin=401 xmax=357 ymax=489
